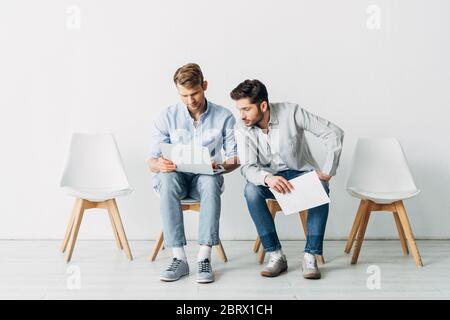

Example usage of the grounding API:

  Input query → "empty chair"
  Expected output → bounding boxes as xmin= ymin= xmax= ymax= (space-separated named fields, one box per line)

xmin=60 ymin=133 xmax=133 ymax=262
xmin=344 ymin=137 xmax=423 ymax=267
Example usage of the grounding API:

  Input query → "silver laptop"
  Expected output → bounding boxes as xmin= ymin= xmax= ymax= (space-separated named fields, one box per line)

xmin=160 ymin=143 xmax=225 ymax=175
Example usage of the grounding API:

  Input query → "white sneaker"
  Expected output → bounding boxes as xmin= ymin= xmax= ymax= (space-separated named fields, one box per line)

xmin=261 ymin=253 xmax=288 ymax=277
xmin=301 ymin=253 xmax=321 ymax=279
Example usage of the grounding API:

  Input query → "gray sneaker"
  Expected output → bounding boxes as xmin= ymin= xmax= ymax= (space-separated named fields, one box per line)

xmin=160 ymin=258 xmax=189 ymax=282
xmin=196 ymin=258 xmax=215 ymax=283
xmin=301 ymin=254 xmax=321 ymax=279
xmin=261 ymin=254 xmax=288 ymax=277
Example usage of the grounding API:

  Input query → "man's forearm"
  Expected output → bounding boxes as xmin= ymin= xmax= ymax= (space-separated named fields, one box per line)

xmin=240 ymin=163 xmax=268 ymax=186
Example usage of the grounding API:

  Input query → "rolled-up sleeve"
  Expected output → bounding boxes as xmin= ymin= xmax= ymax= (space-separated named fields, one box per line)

xmin=295 ymin=106 xmax=344 ymax=176
xmin=222 ymin=113 xmax=238 ymax=159
xmin=148 ymin=112 xmax=170 ymax=159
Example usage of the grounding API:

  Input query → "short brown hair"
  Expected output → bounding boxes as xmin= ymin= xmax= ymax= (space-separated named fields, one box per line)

xmin=173 ymin=63 xmax=204 ymax=88
xmin=230 ymin=79 xmax=269 ymax=105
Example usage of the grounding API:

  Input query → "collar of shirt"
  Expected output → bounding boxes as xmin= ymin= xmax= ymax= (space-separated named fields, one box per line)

xmin=182 ymin=99 xmax=210 ymax=125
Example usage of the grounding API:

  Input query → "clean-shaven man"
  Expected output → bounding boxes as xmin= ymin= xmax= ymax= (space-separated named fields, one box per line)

xmin=230 ymin=79 xmax=344 ymax=279
xmin=148 ymin=63 xmax=239 ymax=283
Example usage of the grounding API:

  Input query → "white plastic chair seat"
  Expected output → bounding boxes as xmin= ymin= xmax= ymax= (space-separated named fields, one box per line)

xmin=60 ymin=133 xmax=133 ymax=202
xmin=62 ymin=186 xmax=133 ymax=202
xmin=347 ymin=187 xmax=420 ymax=204
xmin=346 ymin=138 xmax=420 ymax=204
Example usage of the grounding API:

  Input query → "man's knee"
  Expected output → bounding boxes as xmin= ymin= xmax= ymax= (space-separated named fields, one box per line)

xmin=244 ymin=182 xmax=264 ymax=201
xmin=197 ymin=175 xmax=222 ymax=193
xmin=157 ymin=172 xmax=183 ymax=192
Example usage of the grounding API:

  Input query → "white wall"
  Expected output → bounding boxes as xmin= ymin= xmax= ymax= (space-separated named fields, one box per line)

xmin=1 ymin=0 xmax=449 ymax=240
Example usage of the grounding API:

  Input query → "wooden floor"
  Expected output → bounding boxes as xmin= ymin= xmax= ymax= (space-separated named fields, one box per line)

xmin=1 ymin=240 xmax=449 ymax=299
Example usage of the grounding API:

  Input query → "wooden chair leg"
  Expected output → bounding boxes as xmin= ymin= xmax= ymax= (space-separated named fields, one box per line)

xmin=253 ymin=236 xmax=261 ymax=253
xmin=299 ymin=210 xmax=308 ymax=236
xmin=351 ymin=202 xmax=372 ymax=264
xmin=393 ymin=211 xmax=409 ymax=256
xmin=108 ymin=208 xmax=123 ymax=250
xmin=316 ymin=255 xmax=325 ymax=264
xmin=61 ymin=199 xmax=81 ymax=253
xmin=344 ymin=200 xmax=367 ymax=254
xmin=150 ymin=230 xmax=164 ymax=261
xmin=267 ymin=201 xmax=278 ymax=220
xmin=394 ymin=201 xmax=423 ymax=267
xmin=65 ymin=199 xmax=86 ymax=262
xmin=258 ymin=245 xmax=266 ymax=264
xmin=215 ymin=241 xmax=228 ymax=262
xmin=107 ymin=199 xmax=133 ymax=261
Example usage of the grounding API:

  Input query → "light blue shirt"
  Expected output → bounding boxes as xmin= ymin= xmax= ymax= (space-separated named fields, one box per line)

xmin=149 ymin=100 xmax=238 ymax=163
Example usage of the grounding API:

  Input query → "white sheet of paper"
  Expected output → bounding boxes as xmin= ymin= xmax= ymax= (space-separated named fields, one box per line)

xmin=269 ymin=171 xmax=330 ymax=215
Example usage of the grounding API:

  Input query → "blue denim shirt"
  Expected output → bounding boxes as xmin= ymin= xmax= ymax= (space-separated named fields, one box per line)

xmin=149 ymin=100 xmax=238 ymax=163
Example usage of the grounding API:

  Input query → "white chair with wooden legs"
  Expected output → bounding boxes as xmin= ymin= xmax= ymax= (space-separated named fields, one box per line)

xmin=252 ymin=199 xmax=326 ymax=265
xmin=150 ymin=197 xmax=228 ymax=262
xmin=60 ymin=133 xmax=133 ymax=263
xmin=344 ymin=138 xmax=423 ymax=267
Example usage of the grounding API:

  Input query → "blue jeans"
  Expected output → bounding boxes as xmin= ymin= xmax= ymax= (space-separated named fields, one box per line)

xmin=244 ymin=170 xmax=330 ymax=255
xmin=153 ymin=172 xmax=224 ymax=248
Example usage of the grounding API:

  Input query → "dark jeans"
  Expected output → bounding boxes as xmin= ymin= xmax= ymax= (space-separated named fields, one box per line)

xmin=244 ymin=170 xmax=330 ymax=255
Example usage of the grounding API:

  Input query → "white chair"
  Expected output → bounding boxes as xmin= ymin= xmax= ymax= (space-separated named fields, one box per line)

xmin=60 ymin=133 xmax=133 ymax=262
xmin=149 ymin=191 xmax=228 ymax=263
xmin=344 ymin=138 xmax=423 ymax=267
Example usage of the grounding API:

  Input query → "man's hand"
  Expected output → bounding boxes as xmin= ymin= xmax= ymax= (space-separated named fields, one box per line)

xmin=157 ymin=156 xmax=176 ymax=173
xmin=316 ymin=170 xmax=332 ymax=181
xmin=211 ymin=157 xmax=240 ymax=174
xmin=264 ymin=175 xmax=294 ymax=194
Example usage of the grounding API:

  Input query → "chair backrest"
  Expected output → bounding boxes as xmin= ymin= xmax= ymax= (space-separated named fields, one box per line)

xmin=346 ymin=138 xmax=418 ymax=193
xmin=60 ymin=133 xmax=130 ymax=190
